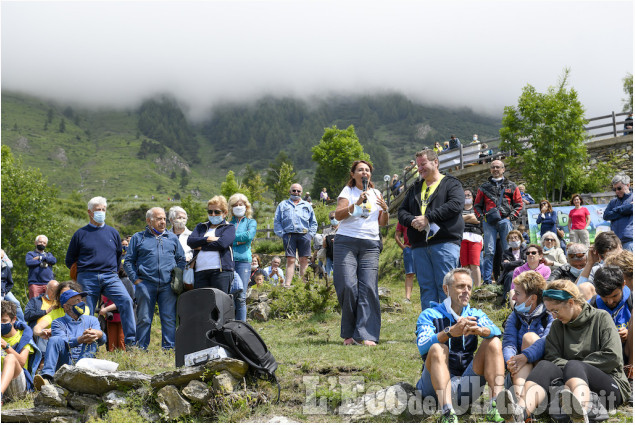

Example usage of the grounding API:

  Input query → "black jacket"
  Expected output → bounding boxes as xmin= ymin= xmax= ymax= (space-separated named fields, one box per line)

xmin=398 ymin=175 xmax=464 ymax=248
xmin=187 ymin=221 xmax=236 ymax=272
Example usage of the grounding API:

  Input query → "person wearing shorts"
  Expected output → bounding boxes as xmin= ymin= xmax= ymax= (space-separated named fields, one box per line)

xmin=461 ymin=188 xmax=483 ymax=286
xmin=415 ymin=268 xmax=505 ymax=422
xmin=395 ymin=222 xmax=415 ymax=302
xmin=273 ymin=183 xmax=318 ymax=288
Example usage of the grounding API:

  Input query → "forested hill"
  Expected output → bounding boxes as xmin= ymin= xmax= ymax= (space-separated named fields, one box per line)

xmin=1 ymin=91 xmax=501 ymax=200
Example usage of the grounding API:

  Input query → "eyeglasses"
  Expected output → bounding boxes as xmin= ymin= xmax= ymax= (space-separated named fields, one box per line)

xmin=290 ymin=189 xmax=302 ymax=193
xmin=544 ymin=238 xmax=556 ymax=242
xmin=614 ymin=186 xmax=625 ymax=192
xmin=568 ymin=252 xmax=587 ymax=259
xmin=526 ymin=251 xmax=539 ymax=256
xmin=208 ymin=209 xmax=223 ymax=215
xmin=540 ymin=202 xmax=548 ymax=206
xmin=548 ymin=309 xmax=560 ymax=318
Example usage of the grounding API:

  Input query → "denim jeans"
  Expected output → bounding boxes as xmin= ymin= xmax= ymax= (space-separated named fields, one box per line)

xmin=135 ymin=280 xmax=177 ymax=350
xmin=77 ymin=271 xmax=136 ymax=346
xmin=332 ymin=235 xmax=381 ymax=342
xmin=412 ymin=242 xmax=460 ymax=311
xmin=233 ymin=261 xmax=250 ymax=321
xmin=4 ymin=291 xmax=25 ymax=322
xmin=325 ymin=258 xmax=334 ymax=277
xmin=482 ymin=218 xmax=513 ymax=283
xmin=41 ymin=335 xmax=96 ymax=378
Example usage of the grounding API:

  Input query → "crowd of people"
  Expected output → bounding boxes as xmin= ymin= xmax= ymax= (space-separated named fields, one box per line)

xmin=1 ymin=147 xmax=633 ymax=422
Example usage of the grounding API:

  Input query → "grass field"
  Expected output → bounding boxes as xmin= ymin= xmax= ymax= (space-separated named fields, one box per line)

xmin=2 ymin=222 xmax=632 ymax=423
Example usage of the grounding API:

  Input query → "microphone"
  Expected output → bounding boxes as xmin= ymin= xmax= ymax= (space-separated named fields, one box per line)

xmin=362 ymin=177 xmax=368 ymax=192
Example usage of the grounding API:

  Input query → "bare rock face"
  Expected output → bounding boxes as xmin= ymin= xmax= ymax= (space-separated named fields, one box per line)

xmin=204 ymin=357 xmax=249 ymax=380
xmin=212 ymin=370 xmax=240 ymax=394
xmin=151 ymin=364 xmax=206 ymax=389
xmin=53 ymin=364 xmax=151 ymax=394
xmin=156 ymin=385 xmax=192 ymax=421
xmin=182 ymin=380 xmax=212 ymax=403
xmin=34 ymin=384 xmax=69 ymax=407
xmin=0 ymin=406 xmax=80 ymax=423
xmin=250 ymin=302 xmax=271 ymax=321
xmin=102 ymin=390 xmax=128 ymax=409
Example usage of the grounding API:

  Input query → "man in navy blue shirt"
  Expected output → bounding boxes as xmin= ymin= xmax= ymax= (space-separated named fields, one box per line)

xmin=65 ymin=196 xmax=136 ymax=348
xmin=25 ymin=235 xmax=57 ymax=300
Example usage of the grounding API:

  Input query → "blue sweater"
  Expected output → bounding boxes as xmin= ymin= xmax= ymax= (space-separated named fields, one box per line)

xmin=65 ymin=224 xmax=122 ymax=273
xmin=502 ymin=305 xmax=553 ymax=365
xmin=230 ymin=217 xmax=257 ymax=263
xmin=124 ymin=227 xmax=186 ymax=285
xmin=535 ymin=211 xmax=557 ymax=236
xmin=603 ymin=192 xmax=633 ymax=243
xmin=593 ymin=286 xmax=632 ymax=332
xmin=25 ymin=250 xmax=56 ymax=285
xmin=51 ymin=313 xmax=106 ymax=362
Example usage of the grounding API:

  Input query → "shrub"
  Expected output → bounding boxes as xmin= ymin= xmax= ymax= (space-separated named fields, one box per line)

xmin=268 ymin=280 xmax=337 ymax=319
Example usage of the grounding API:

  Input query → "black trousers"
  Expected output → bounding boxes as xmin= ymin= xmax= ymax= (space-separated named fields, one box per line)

xmin=193 ymin=269 xmax=233 ymax=293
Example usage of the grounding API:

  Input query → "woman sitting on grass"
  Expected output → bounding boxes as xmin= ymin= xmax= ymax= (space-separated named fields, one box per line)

xmin=502 ymin=271 xmax=553 ymax=401
xmin=497 ymin=279 xmax=630 ymax=423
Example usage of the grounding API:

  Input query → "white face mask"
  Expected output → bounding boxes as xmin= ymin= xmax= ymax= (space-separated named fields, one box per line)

xmin=173 ymin=217 xmax=187 ymax=228
xmin=232 ymin=206 xmax=246 ymax=217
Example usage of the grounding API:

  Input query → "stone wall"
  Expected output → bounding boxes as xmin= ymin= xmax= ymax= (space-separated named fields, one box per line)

xmin=451 ymin=135 xmax=633 ymax=192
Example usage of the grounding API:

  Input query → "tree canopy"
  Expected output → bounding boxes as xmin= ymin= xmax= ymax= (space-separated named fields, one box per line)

xmin=311 ymin=125 xmax=370 ymax=198
xmin=500 ymin=69 xmax=588 ymax=202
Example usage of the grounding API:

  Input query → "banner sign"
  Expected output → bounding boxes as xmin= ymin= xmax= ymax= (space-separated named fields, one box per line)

xmin=526 ymin=204 xmax=610 ymax=244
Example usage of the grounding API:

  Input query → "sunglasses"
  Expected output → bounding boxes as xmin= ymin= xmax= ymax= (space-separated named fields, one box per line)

xmin=614 ymin=186 xmax=625 ymax=192
xmin=568 ymin=253 xmax=586 ymax=259
xmin=290 ymin=189 xmax=302 ymax=193
xmin=526 ymin=251 xmax=539 ymax=256
xmin=544 ymin=238 xmax=556 ymax=242
xmin=208 ymin=209 xmax=223 ymax=215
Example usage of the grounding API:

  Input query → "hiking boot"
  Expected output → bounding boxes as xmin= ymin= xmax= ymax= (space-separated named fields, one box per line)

xmin=486 ymin=400 xmax=505 ymax=423
xmin=440 ymin=409 xmax=458 ymax=423
xmin=559 ymin=389 xmax=589 ymax=423
xmin=496 ymin=389 xmax=526 ymax=423
xmin=34 ymin=374 xmax=50 ymax=391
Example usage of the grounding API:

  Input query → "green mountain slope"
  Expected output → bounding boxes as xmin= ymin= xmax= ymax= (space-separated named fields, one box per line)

xmin=1 ymin=91 xmax=502 ymax=200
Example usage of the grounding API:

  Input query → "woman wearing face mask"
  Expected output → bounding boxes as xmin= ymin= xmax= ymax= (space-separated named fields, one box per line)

xmin=535 ymin=200 xmax=557 ymax=237
xmin=228 ymin=193 xmax=257 ymax=321
xmin=499 ymin=280 xmax=629 ymax=423
xmin=499 ymin=231 xmax=527 ymax=302
xmin=511 ymin=245 xmax=551 ymax=305
xmin=168 ymin=206 xmax=194 ymax=289
xmin=541 ymin=232 xmax=566 ymax=269
xmin=187 ymin=196 xmax=236 ymax=293
xmin=500 ymin=271 xmax=553 ymax=402
xmin=460 ymin=188 xmax=482 ymax=286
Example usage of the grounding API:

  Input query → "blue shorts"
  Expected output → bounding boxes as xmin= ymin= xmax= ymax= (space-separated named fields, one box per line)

xmin=403 ymin=246 xmax=415 ymax=275
xmin=284 ymin=233 xmax=312 ymax=258
xmin=416 ymin=360 xmax=486 ymax=412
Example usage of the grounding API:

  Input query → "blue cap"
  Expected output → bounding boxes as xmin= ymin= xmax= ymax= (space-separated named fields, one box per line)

xmin=60 ymin=289 xmax=87 ymax=306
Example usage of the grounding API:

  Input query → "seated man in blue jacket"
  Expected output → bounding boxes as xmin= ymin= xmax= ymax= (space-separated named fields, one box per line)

xmin=34 ymin=289 xmax=105 ymax=390
xmin=415 ymin=268 xmax=505 ymax=423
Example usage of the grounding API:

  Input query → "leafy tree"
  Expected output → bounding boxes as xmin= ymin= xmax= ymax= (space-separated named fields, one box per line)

xmin=266 ymin=152 xmax=293 ymax=189
xmin=179 ymin=194 xmax=207 ymax=225
xmin=500 ymin=69 xmax=588 ymax=202
xmin=59 ymin=118 xmax=66 ymax=133
xmin=623 ymin=72 xmax=633 ymax=112
xmin=272 ymin=162 xmax=296 ymax=204
xmin=220 ymin=170 xmax=243 ymax=200
xmin=311 ymin=125 xmax=370 ymax=198
xmin=47 ymin=108 xmax=54 ymax=124
xmin=245 ymin=173 xmax=268 ymax=206
xmin=1 ymin=146 xmax=70 ymax=304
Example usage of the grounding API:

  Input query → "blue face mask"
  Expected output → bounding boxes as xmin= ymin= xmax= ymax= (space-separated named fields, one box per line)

xmin=569 ymin=266 xmax=583 ymax=277
xmin=208 ymin=215 xmax=223 ymax=225
xmin=514 ymin=297 xmax=533 ymax=314
xmin=93 ymin=211 xmax=106 ymax=223
xmin=330 ymin=218 xmax=339 ymax=226
xmin=290 ymin=195 xmax=301 ymax=201
xmin=1 ymin=322 xmax=13 ymax=336
xmin=543 ymin=246 xmax=552 ymax=252
xmin=73 ymin=301 xmax=87 ymax=316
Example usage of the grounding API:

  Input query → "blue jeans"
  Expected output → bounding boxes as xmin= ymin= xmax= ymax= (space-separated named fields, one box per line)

xmin=41 ymin=335 xmax=96 ymax=378
xmin=332 ymin=235 xmax=381 ymax=342
xmin=482 ymin=218 xmax=513 ymax=283
xmin=623 ymin=241 xmax=633 ymax=252
xmin=135 ymin=280 xmax=177 ymax=350
xmin=416 ymin=360 xmax=486 ymax=413
xmin=78 ymin=271 xmax=136 ymax=346
xmin=4 ymin=291 xmax=25 ymax=322
xmin=412 ymin=242 xmax=460 ymax=311
xmin=234 ymin=261 xmax=250 ymax=321
xmin=325 ymin=257 xmax=334 ymax=277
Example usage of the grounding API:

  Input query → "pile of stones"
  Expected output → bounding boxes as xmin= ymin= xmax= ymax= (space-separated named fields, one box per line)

xmin=1 ymin=358 xmax=266 ymax=423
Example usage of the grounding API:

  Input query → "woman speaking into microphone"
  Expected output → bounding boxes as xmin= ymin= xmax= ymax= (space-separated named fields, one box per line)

xmin=333 ymin=160 xmax=389 ymax=346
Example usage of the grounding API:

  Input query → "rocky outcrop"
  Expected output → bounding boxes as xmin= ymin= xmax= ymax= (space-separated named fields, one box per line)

xmin=54 ymin=364 xmax=151 ymax=394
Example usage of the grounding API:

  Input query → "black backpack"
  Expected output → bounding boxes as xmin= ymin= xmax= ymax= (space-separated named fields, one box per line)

xmin=207 ymin=320 xmax=280 ymax=402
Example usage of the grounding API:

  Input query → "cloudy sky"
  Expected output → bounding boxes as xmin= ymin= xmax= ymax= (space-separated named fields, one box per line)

xmin=2 ymin=0 xmax=632 ymax=120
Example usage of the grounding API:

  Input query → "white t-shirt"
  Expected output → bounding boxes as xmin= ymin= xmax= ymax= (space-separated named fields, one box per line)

xmin=336 ymin=186 xmax=381 ymax=241
xmin=195 ymin=228 xmax=221 ymax=271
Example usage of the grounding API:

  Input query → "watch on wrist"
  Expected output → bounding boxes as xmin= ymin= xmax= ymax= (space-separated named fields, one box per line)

xmin=443 ymin=326 xmax=451 ymax=337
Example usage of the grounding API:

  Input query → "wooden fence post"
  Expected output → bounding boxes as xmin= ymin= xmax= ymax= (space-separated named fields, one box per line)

xmin=612 ymin=111 xmax=617 ymax=137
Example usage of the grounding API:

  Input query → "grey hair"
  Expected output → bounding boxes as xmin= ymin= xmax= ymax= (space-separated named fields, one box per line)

xmin=541 ymin=231 xmax=558 ymax=245
xmin=612 ymin=174 xmax=631 ymax=186
xmin=87 ymin=196 xmax=107 ymax=211
xmin=146 ymin=207 xmax=165 ymax=220
xmin=272 ymin=256 xmax=282 ymax=263
xmin=443 ymin=267 xmax=473 ymax=287
xmin=168 ymin=206 xmax=187 ymax=222
xmin=567 ymin=243 xmax=588 ymax=256
xmin=35 ymin=235 xmax=48 ymax=243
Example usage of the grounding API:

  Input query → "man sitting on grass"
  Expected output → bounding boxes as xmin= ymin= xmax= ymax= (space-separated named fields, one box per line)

xmin=415 ymin=268 xmax=505 ymax=423
xmin=34 ymin=289 xmax=105 ymax=390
